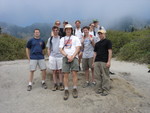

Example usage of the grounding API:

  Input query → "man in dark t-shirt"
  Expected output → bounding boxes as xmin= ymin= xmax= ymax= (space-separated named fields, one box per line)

xmin=93 ymin=29 xmax=112 ymax=96
xmin=26 ymin=29 xmax=47 ymax=91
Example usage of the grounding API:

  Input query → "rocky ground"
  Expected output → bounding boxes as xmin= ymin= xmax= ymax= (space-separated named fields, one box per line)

xmin=0 ymin=59 xmax=150 ymax=113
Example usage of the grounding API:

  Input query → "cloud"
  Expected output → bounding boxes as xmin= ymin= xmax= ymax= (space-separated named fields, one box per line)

xmin=0 ymin=0 xmax=150 ymax=26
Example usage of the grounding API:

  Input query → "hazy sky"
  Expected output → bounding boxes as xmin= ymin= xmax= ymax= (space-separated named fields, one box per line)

xmin=0 ymin=0 xmax=150 ymax=27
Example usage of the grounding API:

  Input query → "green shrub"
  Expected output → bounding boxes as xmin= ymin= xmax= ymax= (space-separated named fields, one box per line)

xmin=0 ymin=34 xmax=27 ymax=61
xmin=117 ymin=37 xmax=150 ymax=64
xmin=107 ymin=30 xmax=134 ymax=56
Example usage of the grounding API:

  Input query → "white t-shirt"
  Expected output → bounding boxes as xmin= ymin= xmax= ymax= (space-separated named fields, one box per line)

xmin=74 ymin=28 xmax=83 ymax=41
xmin=89 ymin=31 xmax=95 ymax=38
xmin=59 ymin=35 xmax=81 ymax=57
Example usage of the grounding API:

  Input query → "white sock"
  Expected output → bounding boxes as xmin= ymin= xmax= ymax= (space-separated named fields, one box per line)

xmin=73 ymin=86 xmax=77 ymax=89
xmin=29 ymin=82 xmax=32 ymax=86
xmin=65 ymin=87 xmax=69 ymax=90
xmin=86 ymin=81 xmax=89 ymax=83
xmin=42 ymin=80 xmax=45 ymax=84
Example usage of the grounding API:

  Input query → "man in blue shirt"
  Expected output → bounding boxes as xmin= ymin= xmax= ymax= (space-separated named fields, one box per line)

xmin=26 ymin=29 xmax=47 ymax=91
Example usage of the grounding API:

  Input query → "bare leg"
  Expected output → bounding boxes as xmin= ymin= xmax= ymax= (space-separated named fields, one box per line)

xmin=85 ymin=69 xmax=89 ymax=82
xmin=29 ymin=71 xmax=34 ymax=83
xmin=72 ymin=71 xmax=78 ymax=87
xmin=59 ymin=70 xmax=63 ymax=83
xmin=41 ymin=69 xmax=46 ymax=81
xmin=91 ymin=68 xmax=95 ymax=82
xmin=64 ymin=73 xmax=69 ymax=88
xmin=52 ymin=70 xmax=57 ymax=84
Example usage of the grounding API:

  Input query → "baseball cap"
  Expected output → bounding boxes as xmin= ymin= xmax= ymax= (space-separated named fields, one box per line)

xmin=98 ymin=29 xmax=106 ymax=34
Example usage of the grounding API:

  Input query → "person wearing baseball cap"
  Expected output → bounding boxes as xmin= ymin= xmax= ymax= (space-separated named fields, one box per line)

xmin=93 ymin=29 xmax=112 ymax=96
xmin=59 ymin=24 xmax=81 ymax=100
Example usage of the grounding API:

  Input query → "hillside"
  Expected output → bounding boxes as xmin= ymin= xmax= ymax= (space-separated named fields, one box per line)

xmin=0 ymin=28 xmax=150 ymax=64
xmin=0 ymin=22 xmax=52 ymax=40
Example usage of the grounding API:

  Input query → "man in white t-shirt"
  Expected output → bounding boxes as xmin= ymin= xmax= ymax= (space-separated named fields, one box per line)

xmin=59 ymin=24 xmax=81 ymax=100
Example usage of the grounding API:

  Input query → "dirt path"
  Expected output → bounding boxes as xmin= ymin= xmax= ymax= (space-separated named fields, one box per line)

xmin=0 ymin=59 xmax=150 ymax=113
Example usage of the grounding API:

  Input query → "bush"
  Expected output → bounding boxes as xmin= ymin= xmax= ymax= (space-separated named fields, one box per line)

xmin=107 ymin=30 xmax=134 ymax=56
xmin=107 ymin=29 xmax=150 ymax=64
xmin=0 ymin=34 xmax=27 ymax=61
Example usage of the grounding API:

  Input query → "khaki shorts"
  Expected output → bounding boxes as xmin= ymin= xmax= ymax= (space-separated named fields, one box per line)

xmin=82 ymin=57 xmax=93 ymax=71
xmin=30 ymin=59 xmax=46 ymax=71
xmin=49 ymin=56 xmax=62 ymax=70
xmin=62 ymin=57 xmax=79 ymax=73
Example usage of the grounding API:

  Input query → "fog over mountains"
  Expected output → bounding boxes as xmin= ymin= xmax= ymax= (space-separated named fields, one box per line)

xmin=0 ymin=16 xmax=150 ymax=40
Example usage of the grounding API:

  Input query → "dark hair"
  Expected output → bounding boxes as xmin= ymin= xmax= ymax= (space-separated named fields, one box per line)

xmin=75 ymin=20 xmax=81 ymax=24
xmin=63 ymin=21 xmax=68 ymax=24
xmin=82 ymin=26 xmax=90 ymax=30
xmin=89 ymin=23 xmax=94 ymax=26
xmin=52 ymin=26 xmax=59 ymax=30
xmin=34 ymin=28 xmax=40 ymax=33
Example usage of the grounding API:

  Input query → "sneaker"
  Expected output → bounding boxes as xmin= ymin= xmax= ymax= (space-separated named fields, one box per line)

xmin=101 ymin=90 xmax=109 ymax=96
xmin=91 ymin=82 xmax=96 ymax=87
xmin=72 ymin=89 xmax=78 ymax=98
xmin=27 ymin=85 xmax=32 ymax=91
xmin=96 ymin=88 xmax=103 ymax=94
xmin=59 ymin=84 xmax=64 ymax=91
xmin=42 ymin=82 xmax=47 ymax=89
xmin=64 ymin=90 xmax=69 ymax=100
xmin=52 ymin=84 xmax=58 ymax=91
xmin=82 ymin=82 xmax=90 ymax=88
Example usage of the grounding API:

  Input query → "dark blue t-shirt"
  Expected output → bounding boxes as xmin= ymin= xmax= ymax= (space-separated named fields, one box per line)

xmin=26 ymin=38 xmax=45 ymax=60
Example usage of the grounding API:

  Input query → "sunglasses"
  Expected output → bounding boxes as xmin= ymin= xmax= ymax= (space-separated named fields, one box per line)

xmin=53 ymin=30 xmax=58 ymax=32
xmin=56 ymin=23 xmax=60 ymax=25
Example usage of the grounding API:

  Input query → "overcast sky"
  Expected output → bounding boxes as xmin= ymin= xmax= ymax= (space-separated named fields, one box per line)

xmin=0 ymin=0 xmax=150 ymax=27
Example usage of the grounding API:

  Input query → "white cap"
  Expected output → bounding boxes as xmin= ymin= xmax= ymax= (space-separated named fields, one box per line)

xmin=65 ymin=24 xmax=73 ymax=29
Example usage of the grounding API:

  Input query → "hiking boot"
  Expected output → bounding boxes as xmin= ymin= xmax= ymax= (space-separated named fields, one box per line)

xmin=109 ymin=71 xmax=115 ymax=75
xmin=59 ymin=84 xmax=64 ymax=91
xmin=72 ymin=89 xmax=78 ymax=98
xmin=101 ymin=90 xmax=109 ymax=96
xmin=96 ymin=88 xmax=103 ymax=94
xmin=52 ymin=84 xmax=58 ymax=91
xmin=148 ymin=70 xmax=150 ymax=73
xmin=42 ymin=82 xmax=47 ymax=89
xmin=82 ymin=82 xmax=90 ymax=88
xmin=27 ymin=85 xmax=32 ymax=91
xmin=79 ymin=66 xmax=81 ymax=71
xmin=64 ymin=90 xmax=69 ymax=100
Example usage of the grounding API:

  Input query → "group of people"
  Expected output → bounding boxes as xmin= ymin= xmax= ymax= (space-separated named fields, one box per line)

xmin=26 ymin=19 xmax=113 ymax=100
